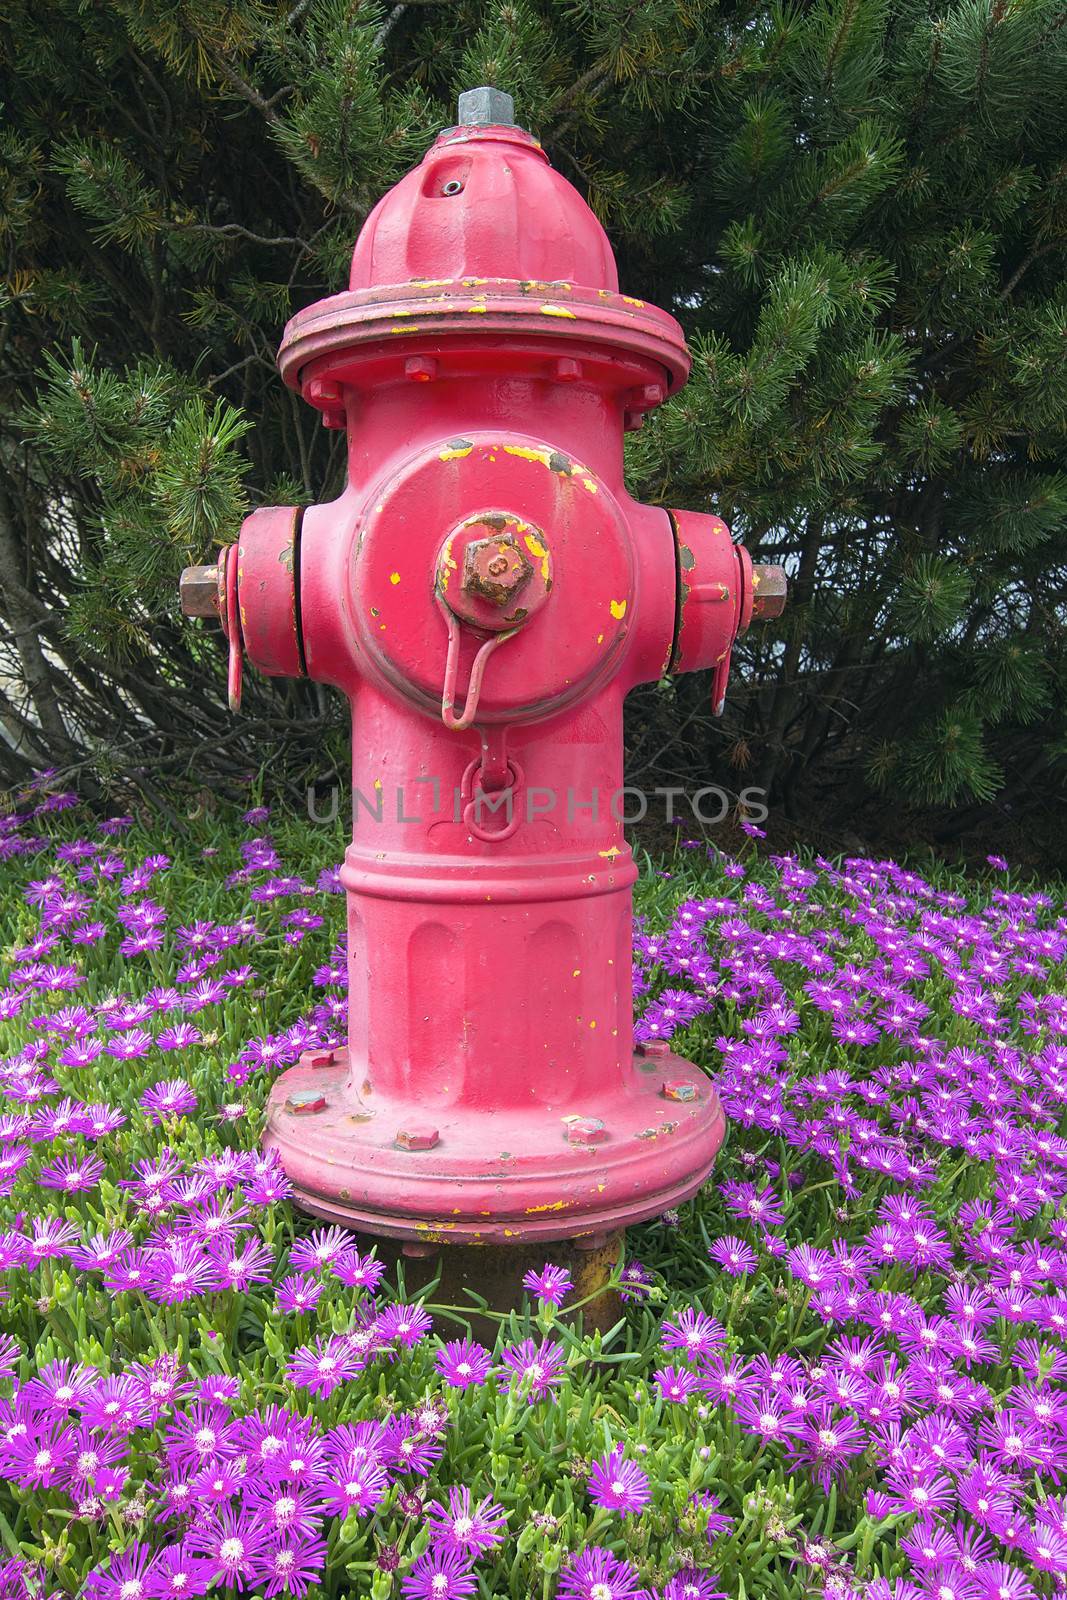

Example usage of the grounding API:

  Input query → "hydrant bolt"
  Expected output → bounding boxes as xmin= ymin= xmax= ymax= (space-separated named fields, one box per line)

xmin=286 ymin=1090 xmax=328 ymax=1116
xmin=662 ymin=1080 xmax=699 ymax=1103
xmin=567 ymin=1117 xmax=608 ymax=1146
xmin=179 ymin=564 xmax=221 ymax=619
xmin=395 ymin=1127 xmax=440 ymax=1151
xmin=751 ymin=563 xmax=788 ymax=620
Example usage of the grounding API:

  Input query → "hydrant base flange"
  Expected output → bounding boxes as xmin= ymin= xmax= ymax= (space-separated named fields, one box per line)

xmin=262 ymin=1049 xmax=726 ymax=1245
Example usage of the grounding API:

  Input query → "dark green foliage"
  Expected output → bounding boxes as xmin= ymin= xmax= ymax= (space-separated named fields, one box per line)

xmin=1 ymin=0 xmax=1065 ymax=838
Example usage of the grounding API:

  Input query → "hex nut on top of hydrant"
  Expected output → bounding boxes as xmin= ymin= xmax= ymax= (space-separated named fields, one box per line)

xmin=462 ymin=536 xmax=533 ymax=607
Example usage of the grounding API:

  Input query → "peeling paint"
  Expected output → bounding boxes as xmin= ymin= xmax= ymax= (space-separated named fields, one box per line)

xmin=389 ymin=572 xmax=401 ymax=585
xmin=539 ymin=304 xmax=576 ymax=318
xmin=610 ymin=599 xmax=627 ymax=620
xmin=439 ymin=440 xmax=473 ymax=462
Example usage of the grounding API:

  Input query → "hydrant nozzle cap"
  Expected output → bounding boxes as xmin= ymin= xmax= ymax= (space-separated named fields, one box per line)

xmin=457 ymin=86 xmax=516 ymax=127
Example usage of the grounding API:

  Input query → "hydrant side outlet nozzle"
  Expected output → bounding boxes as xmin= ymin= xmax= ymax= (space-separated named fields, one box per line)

xmin=183 ymin=88 xmax=784 ymax=1246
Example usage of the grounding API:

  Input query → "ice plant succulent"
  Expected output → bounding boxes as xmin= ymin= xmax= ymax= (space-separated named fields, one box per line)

xmin=0 ymin=796 xmax=1064 ymax=1598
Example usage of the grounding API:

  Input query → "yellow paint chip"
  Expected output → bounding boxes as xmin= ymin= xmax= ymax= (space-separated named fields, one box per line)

xmin=389 ymin=572 xmax=401 ymax=585
xmin=439 ymin=444 xmax=472 ymax=462
xmin=540 ymin=304 xmax=576 ymax=318
xmin=504 ymin=443 xmax=551 ymax=467
xmin=596 ymin=632 xmax=604 ymax=644
xmin=610 ymin=599 xmax=628 ymax=620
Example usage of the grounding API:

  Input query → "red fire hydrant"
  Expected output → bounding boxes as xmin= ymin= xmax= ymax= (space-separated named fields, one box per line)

xmin=181 ymin=89 xmax=785 ymax=1266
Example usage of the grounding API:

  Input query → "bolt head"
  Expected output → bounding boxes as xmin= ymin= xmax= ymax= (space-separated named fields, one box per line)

xmin=751 ymin=564 xmax=788 ymax=620
xmin=299 ymin=1048 xmax=334 ymax=1070
xmin=396 ymin=1127 xmax=440 ymax=1151
xmin=179 ymin=564 xmax=222 ymax=619
xmin=567 ymin=1117 xmax=607 ymax=1146
xmin=286 ymin=1090 xmax=327 ymax=1115
xmin=662 ymin=1079 xmax=699 ymax=1103
xmin=405 ymin=355 xmax=438 ymax=382
xmin=462 ymin=534 xmax=533 ymax=606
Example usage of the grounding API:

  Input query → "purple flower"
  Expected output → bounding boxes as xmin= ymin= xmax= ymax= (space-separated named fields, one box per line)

xmin=38 ymin=1152 xmax=105 ymax=1193
xmin=499 ymin=1337 xmax=566 ymax=1401
xmin=287 ymin=1335 xmax=360 ymax=1397
xmin=661 ymin=1307 xmax=726 ymax=1361
xmin=707 ymin=1235 xmax=759 ymax=1275
xmin=251 ymin=1537 xmax=327 ymax=1599
xmin=400 ymin=1547 xmax=477 ymax=1600
xmin=288 ymin=1224 xmax=353 ymax=1274
xmin=377 ymin=1302 xmax=433 ymax=1347
xmin=144 ymin=1544 xmax=212 ymax=1600
xmin=139 ymin=1080 xmax=198 ymax=1122
xmin=318 ymin=1452 xmax=389 ymax=1517
xmin=434 ymin=1338 xmax=493 ymax=1390
xmin=276 ymin=1273 xmax=324 ymax=1315
xmin=662 ymin=1573 xmax=729 ymax=1600
xmin=425 ymin=1486 xmax=508 ymax=1555
xmin=105 ymin=1029 xmax=153 ymax=1060
xmin=522 ymin=1262 xmax=573 ymax=1305
xmin=332 ymin=1246 xmax=386 ymax=1292
xmin=557 ymin=1547 xmax=643 ymax=1600
xmin=187 ymin=1508 xmax=265 ymax=1585
xmin=588 ymin=1444 xmax=651 ymax=1516
xmin=84 ymin=1541 xmax=156 ymax=1600
xmin=654 ymin=1365 xmax=700 ymax=1404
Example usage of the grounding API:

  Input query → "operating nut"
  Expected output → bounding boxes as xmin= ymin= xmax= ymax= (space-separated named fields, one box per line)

xmin=179 ymin=564 xmax=222 ymax=619
xmin=462 ymin=535 xmax=533 ymax=607
xmin=751 ymin=564 xmax=788 ymax=620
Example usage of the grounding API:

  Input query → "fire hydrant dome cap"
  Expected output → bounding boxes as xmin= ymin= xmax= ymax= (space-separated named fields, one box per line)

xmin=278 ymin=115 xmax=690 ymax=404
xmin=348 ymin=124 xmax=618 ymax=293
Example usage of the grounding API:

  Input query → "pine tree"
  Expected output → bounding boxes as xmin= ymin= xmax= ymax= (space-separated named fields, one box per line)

xmin=1 ymin=1 xmax=1065 ymax=841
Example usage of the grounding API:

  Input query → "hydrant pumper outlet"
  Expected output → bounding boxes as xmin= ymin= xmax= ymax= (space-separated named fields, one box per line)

xmin=181 ymin=88 xmax=786 ymax=1252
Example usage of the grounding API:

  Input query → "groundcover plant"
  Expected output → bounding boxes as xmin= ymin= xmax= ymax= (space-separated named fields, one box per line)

xmin=0 ymin=791 xmax=1063 ymax=1600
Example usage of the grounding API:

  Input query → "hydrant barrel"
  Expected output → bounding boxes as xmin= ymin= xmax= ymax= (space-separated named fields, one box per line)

xmin=182 ymin=90 xmax=785 ymax=1250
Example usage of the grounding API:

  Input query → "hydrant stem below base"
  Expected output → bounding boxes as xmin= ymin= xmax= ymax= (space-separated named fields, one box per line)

xmin=373 ymin=1231 xmax=624 ymax=1336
